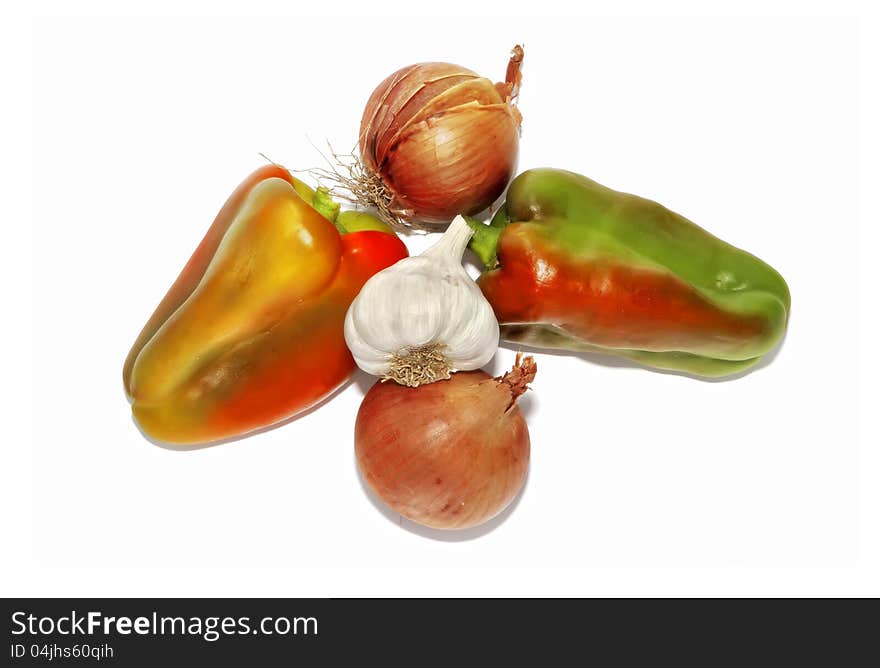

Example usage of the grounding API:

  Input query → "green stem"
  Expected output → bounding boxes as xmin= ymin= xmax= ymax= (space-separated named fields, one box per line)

xmin=311 ymin=187 xmax=342 ymax=229
xmin=464 ymin=216 xmax=502 ymax=269
xmin=490 ymin=203 xmax=511 ymax=228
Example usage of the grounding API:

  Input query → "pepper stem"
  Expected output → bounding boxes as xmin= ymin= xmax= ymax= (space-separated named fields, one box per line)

xmin=311 ymin=187 xmax=342 ymax=226
xmin=464 ymin=216 xmax=502 ymax=269
xmin=489 ymin=203 xmax=511 ymax=229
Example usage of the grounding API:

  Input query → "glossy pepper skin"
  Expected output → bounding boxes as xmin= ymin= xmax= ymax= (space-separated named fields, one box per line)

xmin=467 ymin=169 xmax=790 ymax=377
xmin=123 ymin=165 xmax=408 ymax=445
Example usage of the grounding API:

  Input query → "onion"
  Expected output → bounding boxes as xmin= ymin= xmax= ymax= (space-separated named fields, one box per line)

xmin=318 ymin=46 xmax=524 ymax=232
xmin=355 ymin=354 xmax=536 ymax=530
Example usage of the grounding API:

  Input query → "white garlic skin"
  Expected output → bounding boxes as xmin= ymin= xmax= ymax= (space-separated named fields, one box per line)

xmin=344 ymin=215 xmax=500 ymax=378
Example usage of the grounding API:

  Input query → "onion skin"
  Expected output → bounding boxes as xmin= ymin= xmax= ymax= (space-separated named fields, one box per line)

xmin=355 ymin=356 xmax=535 ymax=530
xmin=358 ymin=47 xmax=524 ymax=228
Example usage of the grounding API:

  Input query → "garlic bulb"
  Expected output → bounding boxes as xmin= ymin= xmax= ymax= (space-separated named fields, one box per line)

xmin=344 ymin=215 xmax=499 ymax=387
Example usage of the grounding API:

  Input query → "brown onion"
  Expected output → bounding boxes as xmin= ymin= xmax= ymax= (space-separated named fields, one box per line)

xmin=351 ymin=46 xmax=524 ymax=231
xmin=355 ymin=354 xmax=536 ymax=530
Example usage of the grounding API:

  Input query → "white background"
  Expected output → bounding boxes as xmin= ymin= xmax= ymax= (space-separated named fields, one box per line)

xmin=6 ymin=1 xmax=879 ymax=596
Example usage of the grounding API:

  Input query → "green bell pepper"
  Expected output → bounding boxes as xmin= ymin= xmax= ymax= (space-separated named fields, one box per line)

xmin=467 ymin=168 xmax=791 ymax=377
